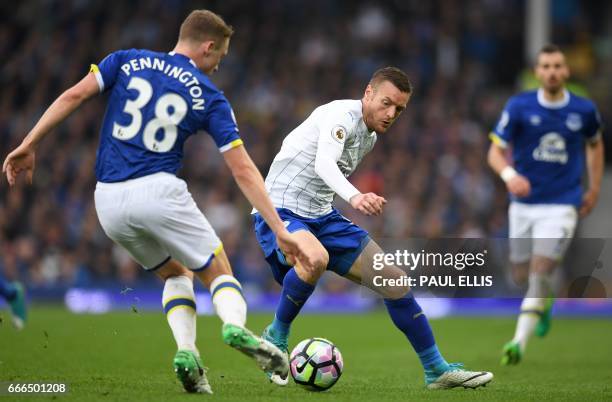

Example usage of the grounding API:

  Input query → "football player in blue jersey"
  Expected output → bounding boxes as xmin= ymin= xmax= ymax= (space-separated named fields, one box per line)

xmin=488 ymin=44 xmax=604 ymax=365
xmin=3 ymin=9 xmax=315 ymax=394
xmin=0 ymin=275 xmax=27 ymax=329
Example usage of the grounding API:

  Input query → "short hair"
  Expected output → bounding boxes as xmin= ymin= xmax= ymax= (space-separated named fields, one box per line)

xmin=179 ymin=10 xmax=234 ymax=47
xmin=369 ymin=67 xmax=412 ymax=94
xmin=539 ymin=44 xmax=562 ymax=55
xmin=536 ymin=44 xmax=565 ymax=66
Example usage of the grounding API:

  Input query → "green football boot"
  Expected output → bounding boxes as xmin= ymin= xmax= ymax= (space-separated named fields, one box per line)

xmin=535 ymin=297 xmax=554 ymax=337
xmin=222 ymin=323 xmax=288 ymax=378
xmin=173 ymin=350 xmax=212 ymax=394
xmin=501 ymin=340 xmax=522 ymax=366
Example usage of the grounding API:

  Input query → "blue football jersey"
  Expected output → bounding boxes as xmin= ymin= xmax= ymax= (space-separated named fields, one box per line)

xmin=90 ymin=49 xmax=242 ymax=182
xmin=490 ymin=89 xmax=602 ymax=206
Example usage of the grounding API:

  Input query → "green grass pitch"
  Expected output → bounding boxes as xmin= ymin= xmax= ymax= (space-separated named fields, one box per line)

xmin=1 ymin=307 xmax=611 ymax=401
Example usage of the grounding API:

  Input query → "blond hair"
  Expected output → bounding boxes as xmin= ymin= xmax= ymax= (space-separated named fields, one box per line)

xmin=179 ymin=10 xmax=233 ymax=47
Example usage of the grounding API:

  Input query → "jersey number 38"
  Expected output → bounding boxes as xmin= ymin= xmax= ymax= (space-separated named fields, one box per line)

xmin=112 ymin=76 xmax=187 ymax=153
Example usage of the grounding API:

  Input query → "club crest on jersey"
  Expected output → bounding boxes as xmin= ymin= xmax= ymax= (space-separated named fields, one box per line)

xmin=566 ymin=113 xmax=582 ymax=132
xmin=331 ymin=125 xmax=347 ymax=143
xmin=529 ymin=115 xmax=541 ymax=126
xmin=532 ymin=132 xmax=568 ymax=164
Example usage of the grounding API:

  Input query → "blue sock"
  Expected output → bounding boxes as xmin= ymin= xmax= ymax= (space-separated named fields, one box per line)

xmin=418 ymin=345 xmax=448 ymax=372
xmin=384 ymin=293 xmax=449 ymax=371
xmin=273 ymin=269 xmax=315 ymax=334
xmin=271 ymin=315 xmax=291 ymax=338
xmin=0 ymin=278 xmax=17 ymax=301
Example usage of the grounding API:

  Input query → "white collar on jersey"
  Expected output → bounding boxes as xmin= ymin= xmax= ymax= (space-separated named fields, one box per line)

xmin=356 ymin=100 xmax=377 ymax=136
xmin=537 ymin=88 xmax=570 ymax=109
xmin=168 ymin=51 xmax=197 ymax=68
xmin=358 ymin=117 xmax=376 ymax=137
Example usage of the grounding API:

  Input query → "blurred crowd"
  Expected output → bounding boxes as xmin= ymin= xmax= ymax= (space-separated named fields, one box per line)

xmin=1 ymin=0 xmax=610 ymax=293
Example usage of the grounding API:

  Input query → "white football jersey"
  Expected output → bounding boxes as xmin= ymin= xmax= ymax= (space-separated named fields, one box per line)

xmin=264 ymin=99 xmax=377 ymax=218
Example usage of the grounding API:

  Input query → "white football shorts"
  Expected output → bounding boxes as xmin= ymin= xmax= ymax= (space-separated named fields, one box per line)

xmin=94 ymin=172 xmax=222 ymax=271
xmin=508 ymin=202 xmax=578 ymax=263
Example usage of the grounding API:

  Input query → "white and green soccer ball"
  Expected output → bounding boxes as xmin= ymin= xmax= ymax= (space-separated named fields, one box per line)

xmin=289 ymin=338 xmax=343 ymax=391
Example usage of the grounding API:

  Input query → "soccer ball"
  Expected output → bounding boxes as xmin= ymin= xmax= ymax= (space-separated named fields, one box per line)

xmin=289 ymin=338 xmax=343 ymax=391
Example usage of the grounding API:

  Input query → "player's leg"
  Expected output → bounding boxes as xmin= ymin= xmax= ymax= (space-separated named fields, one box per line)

xmin=153 ymin=262 xmax=197 ymax=352
xmin=504 ymin=204 xmax=577 ymax=365
xmin=342 ymin=239 xmax=493 ymax=389
xmin=502 ymin=202 xmax=533 ymax=365
xmin=529 ymin=206 xmax=576 ymax=339
xmin=261 ymin=230 xmax=328 ymax=385
xmin=192 ymin=246 xmax=245 ymax=327
xmin=253 ymin=212 xmax=329 ymax=384
xmin=97 ymin=232 xmax=209 ymax=392
xmin=151 ymin=260 xmax=212 ymax=394
xmin=344 ymin=240 xmax=448 ymax=374
xmin=507 ymin=255 xmax=557 ymax=358
xmin=94 ymin=179 xmax=209 ymax=393
xmin=96 ymin=186 xmax=200 ymax=357
xmin=191 ymin=247 xmax=289 ymax=377
xmin=500 ymin=260 xmax=530 ymax=365
xmin=510 ymin=261 xmax=530 ymax=287
xmin=253 ymin=212 xmax=330 ymax=338
xmin=0 ymin=275 xmax=27 ymax=329
xmin=266 ymin=230 xmax=328 ymax=341
xmin=314 ymin=210 xmax=490 ymax=388
xmin=136 ymin=183 xmax=288 ymax=382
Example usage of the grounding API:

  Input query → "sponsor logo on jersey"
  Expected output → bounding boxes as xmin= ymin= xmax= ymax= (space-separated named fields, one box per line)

xmin=532 ymin=132 xmax=568 ymax=164
xmin=566 ymin=113 xmax=582 ymax=131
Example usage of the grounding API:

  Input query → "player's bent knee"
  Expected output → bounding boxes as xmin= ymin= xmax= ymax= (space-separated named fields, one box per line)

xmin=294 ymin=250 xmax=328 ymax=283
xmin=155 ymin=259 xmax=193 ymax=281
xmin=382 ymin=283 xmax=410 ymax=300
xmin=292 ymin=230 xmax=329 ymax=270
xmin=510 ymin=262 xmax=530 ymax=286
xmin=374 ymin=276 xmax=410 ymax=299
xmin=313 ymin=249 xmax=330 ymax=271
xmin=194 ymin=249 xmax=233 ymax=289
xmin=531 ymin=255 xmax=558 ymax=274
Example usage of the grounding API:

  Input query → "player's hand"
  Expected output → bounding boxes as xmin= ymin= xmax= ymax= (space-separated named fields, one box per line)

xmin=3 ymin=143 xmax=36 ymax=186
xmin=276 ymin=229 xmax=313 ymax=268
xmin=350 ymin=192 xmax=387 ymax=216
xmin=506 ymin=175 xmax=531 ymax=198
xmin=579 ymin=189 xmax=599 ymax=217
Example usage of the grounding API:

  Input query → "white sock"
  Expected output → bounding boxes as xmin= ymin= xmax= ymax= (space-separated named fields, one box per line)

xmin=512 ymin=272 xmax=551 ymax=351
xmin=209 ymin=274 xmax=246 ymax=327
xmin=162 ymin=275 xmax=198 ymax=353
xmin=525 ymin=271 xmax=552 ymax=299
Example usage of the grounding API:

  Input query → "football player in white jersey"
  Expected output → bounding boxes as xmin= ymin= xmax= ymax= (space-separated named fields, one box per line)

xmin=3 ymin=10 xmax=316 ymax=395
xmin=254 ymin=67 xmax=493 ymax=389
xmin=488 ymin=45 xmax=604 ymax=365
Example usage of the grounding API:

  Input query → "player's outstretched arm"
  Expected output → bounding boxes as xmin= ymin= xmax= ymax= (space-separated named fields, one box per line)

xmin=222 ymin=145 xmax=313 ymax=266
xmin=3 ymin=73 xmax=99 ymax=186
xmin=580 ymin=137 xmax=604 ymax=217
xmin=313 ymin=135 xmax=385 ymax=216
xmin=487 ymin=142 xmax=531 ymax=197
